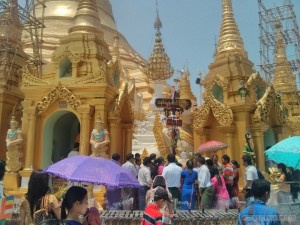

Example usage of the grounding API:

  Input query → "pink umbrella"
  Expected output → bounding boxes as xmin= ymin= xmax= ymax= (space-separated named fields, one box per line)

xmin=197 ymin=140 xmax=228 ymax=154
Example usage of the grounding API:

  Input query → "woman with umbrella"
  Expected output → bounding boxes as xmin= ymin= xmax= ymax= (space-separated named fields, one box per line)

xmin=20 ymin=170 xmax=61 ymax=225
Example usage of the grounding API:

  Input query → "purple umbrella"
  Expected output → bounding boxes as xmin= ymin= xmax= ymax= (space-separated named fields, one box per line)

xmin=44 ymin=155 xmax=140 ymax=188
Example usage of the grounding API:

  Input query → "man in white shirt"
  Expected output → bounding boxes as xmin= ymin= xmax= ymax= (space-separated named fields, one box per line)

xmin=67 ymin=143 xmax=80 ymax=157
xmin=162 ymin=154 xmax=182 ymax=203
xmin=194 ymin=156 xmax=213 ymax=209
xmin=122 ymin=153 xmax=138 ymax=209
xmin=138 ymin=157 xmax=152 ymax=210
xmin=242 ymin=155 xmax=259 ymax=206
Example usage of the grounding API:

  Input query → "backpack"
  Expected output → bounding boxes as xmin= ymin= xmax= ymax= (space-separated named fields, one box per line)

xmin=33 ymin=195 xmax=55 ymax=225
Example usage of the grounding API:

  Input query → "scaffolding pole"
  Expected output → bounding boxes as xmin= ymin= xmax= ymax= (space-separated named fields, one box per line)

xmin=258 ymin=0 xmax=300 ymax=85
xmin=0 ymin=0 xmax=45 ymax=78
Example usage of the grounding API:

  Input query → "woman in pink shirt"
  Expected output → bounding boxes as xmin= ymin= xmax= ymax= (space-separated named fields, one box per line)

xmin=210 ymin=166 xmax=230 ymax=209
xmin=155 ymin=157 xmax=165 ymax=176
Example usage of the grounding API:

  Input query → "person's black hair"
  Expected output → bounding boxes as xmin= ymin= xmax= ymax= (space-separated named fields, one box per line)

xmin=242 ymin=155 xmax=252 ymax=165
xmin=135 ymin=153 xmax=141 ymax=159
xmin=252 ymin=179 xmax=270 ymax=199
xmin=73 ymin=142 xmax=79 ymax=149
xmin=135 ymin=158 xmax=141 ymax=165
xmin=167 ymin=154 xmax=176 ymax=163
xmin=196 ymin=156 xmax=206 ymax=165
xmin=61 ymin=186 xmax=87 ymax=219
xmin=0 ymin=160 xmax=5 ymax=180
xmin=26 ymin=170 xmax=50 ymax=217
xmin=186 ymin=160 xmax=193 ymax=170
xmin=194 ymin=153 xmax=202 ymax=158
xmin=149 ymin=153 xmax=156 ymax=160
xmin=143 ymin=157 xmax=151 ymax=166
xmin=277 ymin=163 xmax=291 ymax=181
xmin=222 ymin=154 xmax=230 ymax=163
xmin=231 ymin=160 xmax=240 ymax=168
xmin=154 ymin=157 xmax=164 ymax=166
xmin=112 ymin=153 xmax=120 ymax=162
xmin=125 ymin=153 xmax=134 ymax=161
xmin=206 ymin=159 xmax=213 ymax=167
xmin=210 ymin=166 xmax=222 ymax=186
xmin=153 ymin=176 xmax=166 ymax=189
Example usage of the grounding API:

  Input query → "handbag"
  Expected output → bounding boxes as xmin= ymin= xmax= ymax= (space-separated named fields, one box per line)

xmin=33 ymin=195 xmax=55 ymax=225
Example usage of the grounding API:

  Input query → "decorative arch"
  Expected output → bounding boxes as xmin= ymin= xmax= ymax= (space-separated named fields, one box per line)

xmin=36 ymin=83 xmax=81 ymax=112
xmin=194 ymin=74 xmax=233 ymax=129
xmin=52 ymin=48 xmax=82 ymax=64
xmin=113 ymin=82 xmax=134 ymax=122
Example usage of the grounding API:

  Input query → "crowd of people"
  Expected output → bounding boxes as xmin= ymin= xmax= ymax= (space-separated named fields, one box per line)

xmin=2 ymin=151 xmax=297 ymax=225
xmin=106 ymin=152 xmax=244 ymax=211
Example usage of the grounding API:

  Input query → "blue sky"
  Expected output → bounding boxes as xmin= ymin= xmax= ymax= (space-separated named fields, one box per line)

xmin=110 ymin=0 xmax=300 ymax=103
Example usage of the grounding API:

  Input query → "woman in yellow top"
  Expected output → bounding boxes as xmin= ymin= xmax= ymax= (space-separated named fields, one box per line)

xmin=276 ymin=163 xmax=291 ymax=204
xmin=20 ymin=170 xmax=61 ymax=225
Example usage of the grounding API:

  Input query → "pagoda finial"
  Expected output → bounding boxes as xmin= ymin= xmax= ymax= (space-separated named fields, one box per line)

xmin=273 ymin=20 xmax=297 ymax=92
xmin=144 ymin=1 xmax=173 ymax=81
xmin=216 ymin=0 xmax=247 ymax=59
xmin=69 ymin=0 xmax=103 ymax=37
xmin=178 ymin=69 xmax=196 ymax=102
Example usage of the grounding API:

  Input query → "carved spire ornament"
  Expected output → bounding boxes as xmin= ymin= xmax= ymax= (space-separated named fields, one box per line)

xmin=273 ymin=21 xmax=297 ymax=92
xmin=69 ymin=0 xmax=104 ymax=37
xmin=144 ymin=2 xmax=173 ymax=81
xmin=216 ymin=0 xmax=247 ymax=59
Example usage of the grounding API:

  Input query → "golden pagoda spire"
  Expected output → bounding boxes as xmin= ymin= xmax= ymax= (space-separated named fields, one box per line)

xmin=144 ymin=1 xmax=173 ymax=81
xmin=0 ymin=0 xmax=22 ymax=46
xmin=273 ymin=21 xmax=297 ymax=92
xmin=178 ymin=69 xmax=196 ymax=103
xmin=216 ymin=0 xmax=247 ymax=59
xmin=69 ymin=0 xmax=103 ymax=37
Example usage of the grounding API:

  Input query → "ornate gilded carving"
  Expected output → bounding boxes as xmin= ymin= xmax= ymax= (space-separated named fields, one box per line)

xmin=193 ymin=104 xmax=210 ymax=129
xmin=286 ymin=117 xmax=300 ymax=132
xmin=36 ymin=83 xmax=81 ymax=112
xmin=21 ymin=65 xmax=50 ymax=87
xmin=71 ymin=60 xmax=117 ymax=87
xmin=208 ymin=94 xmax=233 ymax=126
xmin=215 ymin=74 xmax=229 ymax=90
xmin=253 ymin=85 xmax=286 ymax=125
xmin=247 ymin=72 xmax=266 ymax=89
xmin=113 ymin=82 xmax=134 ymax=119
xmin=153 ymin=113 xmax=170 ymax=159
xmin=194 ymin=75 xmax=233 ymax=128
xmin=52 ymin=48 xmax=83 ymax=64
xmin=178 ymin=128 xmax=193 ymax=145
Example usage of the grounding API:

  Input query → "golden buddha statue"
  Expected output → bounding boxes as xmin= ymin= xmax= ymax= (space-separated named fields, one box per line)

xmin=90 ymin=114 xmax=110 ymax=158
xmin=6 ymin=116 xmax=23 ymax=172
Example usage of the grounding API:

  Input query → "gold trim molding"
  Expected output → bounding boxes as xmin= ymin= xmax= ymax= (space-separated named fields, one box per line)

xmin=36 ymin=83 xmax=81 ymax=112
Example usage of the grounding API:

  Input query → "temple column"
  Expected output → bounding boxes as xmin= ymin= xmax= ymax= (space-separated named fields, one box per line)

xmin=78 ymin=105 xmax=93 ymax=156
xmin=272 ymin=126 xmax=284 ymax=142
xmin=123 ymin=123 xmax=133 ymax=157
xmin=251 ymin=123 xmax=269 ymax=172
xmin=219 ymin=125 xmax=236 ymax=160
xmin=17 ymin=107 xmax=36 ymax=195
xmin=108 ymin=117 xmax=121 ymax=158
xmin=24 ymin=108 xmax=37 ymax=169
xmin=193 ymin=128 xmax=209 ymax=154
